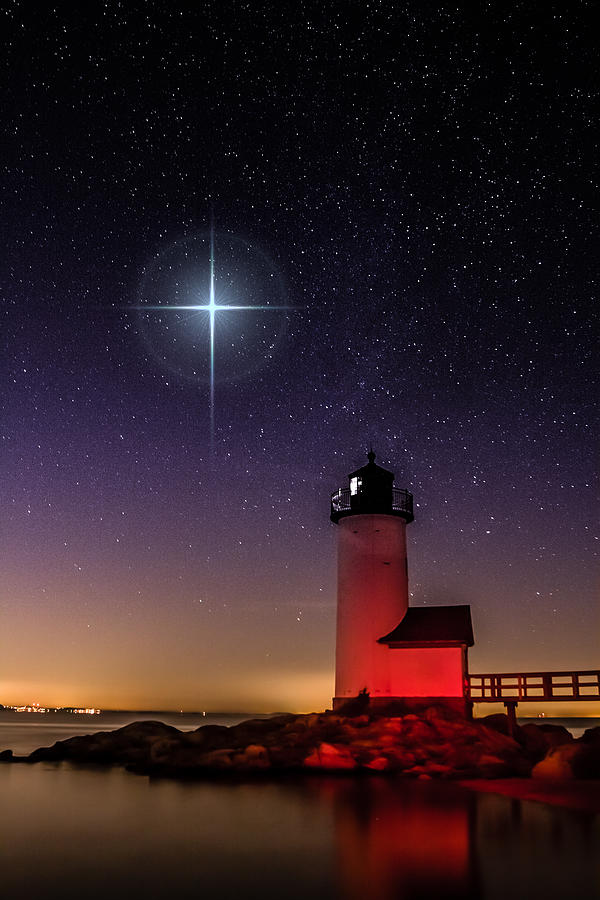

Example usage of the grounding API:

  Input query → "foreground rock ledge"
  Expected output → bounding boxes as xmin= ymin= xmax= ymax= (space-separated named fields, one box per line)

xmin=2 ymin=707 xmax=599 ymax=780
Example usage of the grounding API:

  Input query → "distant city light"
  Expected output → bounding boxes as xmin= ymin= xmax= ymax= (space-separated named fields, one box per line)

xmin=7 ymin=704 xmax=101 ymax=715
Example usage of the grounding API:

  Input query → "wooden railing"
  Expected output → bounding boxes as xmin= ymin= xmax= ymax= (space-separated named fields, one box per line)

xmin=468 ymin=670 xmax=600 ymax=702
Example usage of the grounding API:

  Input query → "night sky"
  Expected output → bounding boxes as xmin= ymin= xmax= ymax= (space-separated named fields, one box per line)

xmin=1 ymin=2 xmax=597 ymax=712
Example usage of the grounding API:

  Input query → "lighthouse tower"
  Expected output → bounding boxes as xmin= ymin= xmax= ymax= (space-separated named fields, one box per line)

xmin=330 ymin=450 xmax=474 ymax=714
xmin=330 ymin=451 xmax=414 ymax=707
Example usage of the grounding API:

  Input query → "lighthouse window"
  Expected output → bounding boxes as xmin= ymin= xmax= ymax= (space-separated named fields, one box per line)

xmin=350 ymin=476 xmax=361 ymax=495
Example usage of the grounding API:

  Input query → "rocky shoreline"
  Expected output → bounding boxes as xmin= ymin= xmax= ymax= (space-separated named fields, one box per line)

xmin=2 ymin=705 xmax=599 ymax=782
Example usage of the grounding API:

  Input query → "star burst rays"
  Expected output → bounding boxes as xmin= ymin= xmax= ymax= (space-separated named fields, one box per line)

xmin=138 ymin=228 xmax=290 ymax=447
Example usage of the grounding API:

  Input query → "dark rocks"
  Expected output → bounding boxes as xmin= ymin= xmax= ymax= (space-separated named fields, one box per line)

xmin=335 ymin=688 xmax=371 ymax=716
xmin=479 ymin=714 xmax=575 ymax=763
xmin=580 ymin=725 xmax=600 ymax=744
xmin=519 ymin=723 xmax=573 ymax=757
xmin=28 ymin=721 xmax=181 ymax=765
xmin=465 ymin=716 xmax=599 ymax=780
xmin=9 ymin=709 xmax=588 ymax=781
xmin=304 ymin=743 xmax=357 ymax=770
xmin=532 ymin=726 xmax=600 ymax=780
xmin=478 ymin=713 xmax=514 ymax=736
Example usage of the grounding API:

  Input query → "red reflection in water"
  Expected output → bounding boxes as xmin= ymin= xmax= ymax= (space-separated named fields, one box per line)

xmin=328 ymin=779 xmax=479 ymax=900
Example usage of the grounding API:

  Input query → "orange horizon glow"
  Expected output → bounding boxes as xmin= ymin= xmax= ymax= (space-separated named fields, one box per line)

xmin=0 ymin=669 xmax=337 ymax=714
xmin=2 ymin=683 xmax=599 ymax=719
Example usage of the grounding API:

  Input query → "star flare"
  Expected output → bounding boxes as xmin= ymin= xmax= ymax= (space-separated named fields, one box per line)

xmin=138 ymin=227 xmax=290 ymax=444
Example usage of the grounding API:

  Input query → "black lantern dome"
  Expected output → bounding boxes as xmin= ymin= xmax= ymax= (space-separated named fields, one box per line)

xmin=330 ymin=450 xmax=414 ymax=524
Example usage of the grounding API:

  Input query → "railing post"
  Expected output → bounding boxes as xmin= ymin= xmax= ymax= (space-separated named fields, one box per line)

xmin=504 ymin=700 xmax=518 ymax=738
xmin=573 ymin=673 xmax=580 ymax=698
xmin=542 ymin=674 xmax=552 ymax=700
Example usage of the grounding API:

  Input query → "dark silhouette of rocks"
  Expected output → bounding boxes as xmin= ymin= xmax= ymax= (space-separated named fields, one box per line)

xmin=532 ymin=725 xmax=600 ymax=779
xmin=518 ymin=722 xmax=573 ymax=755
xmin=3 ymin=707 xmax=595 ymax=781
xmin=27 ymin=720 xmax=181 ymax=765
xmin=580 ymin=725 xmax=600 ymax=743
xmin=335 ymin=687 xmax=371 ymax=716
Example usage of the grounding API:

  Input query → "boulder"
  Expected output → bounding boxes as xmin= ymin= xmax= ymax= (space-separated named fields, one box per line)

xmin=519 ymin=723 xmax=573 ymax=758
xmin=532 ymin=733 xmax=600 ymax=780
xmin=234 ymin=744 xmax=271 ymax=770
xmin=580 ymin=725 xmax=600 ymax=744
xmin=479 ymin=715 xmax=575 ymax=765
xmin=532 ymin=744 xmax=581 ymax=779
xmin=365 ymin=756 xmax=388 ymax=771
xmin=195 ymin=748 xmax=235 ymax=769
xmin=303 ymin=742 xmax=357 ymax=770
xmin=477 ymin=754 xmax=513 ymax=778
xmin=28 ymin=721 xmax=181 ymax=765
xmin=478 ymin=713 xmax=513 ymax=736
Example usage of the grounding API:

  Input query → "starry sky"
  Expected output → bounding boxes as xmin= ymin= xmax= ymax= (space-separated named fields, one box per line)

xmin=1 ymin=2 xmax=597 ymax=712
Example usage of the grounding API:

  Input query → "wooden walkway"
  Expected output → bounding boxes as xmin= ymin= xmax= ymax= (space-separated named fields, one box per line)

xmin=468 ymin=670 xmax=600 ymax=703
xmin=467 ymin=670 xmax=600 ymax=734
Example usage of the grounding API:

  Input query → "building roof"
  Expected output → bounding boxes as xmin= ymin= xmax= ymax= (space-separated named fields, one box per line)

xmin=348 ymin=449 xmax=394 ymax=481
xmin=378 ymin=605 xmax=474 ymax=647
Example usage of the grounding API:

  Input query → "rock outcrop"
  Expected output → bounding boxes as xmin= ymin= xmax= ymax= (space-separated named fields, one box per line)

xmin=27 ymin=720 xmax=181 ymax=766
xmin=531 ymin=726 xmax=600 ymax=779
xmin=3 ymin=706 xmax=578 ymax=779
xmin=4 ymin=707 xmax=595 ymax=780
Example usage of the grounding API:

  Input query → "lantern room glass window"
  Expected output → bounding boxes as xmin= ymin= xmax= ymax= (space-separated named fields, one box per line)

xmin=350 ymin=476 xmax=362 ymax=495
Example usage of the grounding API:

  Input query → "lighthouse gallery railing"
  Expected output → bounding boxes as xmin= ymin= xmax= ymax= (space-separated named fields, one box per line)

xmin=331 ymin=487 xmax=413 ymax=517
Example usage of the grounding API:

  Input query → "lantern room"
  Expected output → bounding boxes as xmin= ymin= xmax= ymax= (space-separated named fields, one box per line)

xmin=330 ymin=450 xmax=414 ymax=523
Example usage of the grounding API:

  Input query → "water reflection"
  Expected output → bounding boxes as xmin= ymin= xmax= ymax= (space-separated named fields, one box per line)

xmin=1 ymin=764 xmax=598 ymax=900
xmin=318 ymin=779 xmax=480 ymax=899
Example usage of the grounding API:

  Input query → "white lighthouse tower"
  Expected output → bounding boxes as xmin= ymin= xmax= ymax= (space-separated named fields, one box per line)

xmin=330 ymin=451 xmax=414 ymax=707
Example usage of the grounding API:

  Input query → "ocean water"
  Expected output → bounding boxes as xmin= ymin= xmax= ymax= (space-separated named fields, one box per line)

xmin=1 ymin=714 xmax=599 ymax=900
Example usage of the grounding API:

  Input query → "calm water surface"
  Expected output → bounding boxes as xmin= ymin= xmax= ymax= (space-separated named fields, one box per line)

xmin=1 ymin=715 xmax=598 ymax=900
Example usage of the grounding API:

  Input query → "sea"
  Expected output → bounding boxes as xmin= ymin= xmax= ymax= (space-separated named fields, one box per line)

xmin=1 ymin=711 xmax=599 ymax=900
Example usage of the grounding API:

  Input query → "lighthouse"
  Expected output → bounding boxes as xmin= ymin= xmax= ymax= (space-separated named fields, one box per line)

xmin=330 ymin=451 xmax=414 ymax=704
xmin=330 ymin=451 xmax=474 ymax=714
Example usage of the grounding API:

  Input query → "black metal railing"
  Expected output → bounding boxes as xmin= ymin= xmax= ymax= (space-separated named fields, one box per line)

xmin=392 ymin=488 xmax=414 ymax=517
xmin=330 ymin=487 xmax=414 ymax=521
xmin=331 ymin=487 xmax=351 ymax=513
xmin=468 ymin=670 xmax=600 ymax=702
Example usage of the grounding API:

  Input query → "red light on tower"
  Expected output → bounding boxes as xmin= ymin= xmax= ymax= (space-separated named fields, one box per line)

xmin=330 ymin=450 xmax=474 ymax=715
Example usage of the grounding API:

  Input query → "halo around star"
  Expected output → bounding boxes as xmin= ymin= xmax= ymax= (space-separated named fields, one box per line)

xmin=135 ymin=229 xmax=293 ymax=443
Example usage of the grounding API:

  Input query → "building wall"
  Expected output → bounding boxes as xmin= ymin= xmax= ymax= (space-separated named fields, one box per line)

xmin=335 ymin=514 xmax=409 ymax=699
xmin=388 ymin=647 xmax=464 ymax=697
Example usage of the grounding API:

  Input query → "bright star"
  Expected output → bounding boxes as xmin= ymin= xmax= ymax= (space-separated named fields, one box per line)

xmin=137 ymin=227 xmax=291 ymax=446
